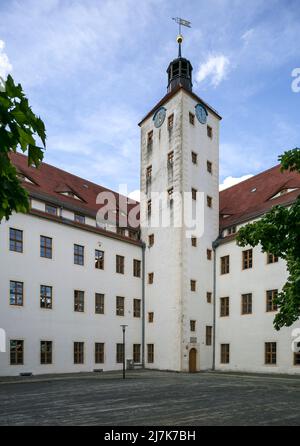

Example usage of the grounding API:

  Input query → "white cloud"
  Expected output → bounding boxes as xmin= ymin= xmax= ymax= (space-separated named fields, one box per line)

xmin=196 ymin=55 xmax=230 ymax=87
xmin=0 ymin=40 xmax=12 ymax=79
xmin=219 ymin=174 xmax=254 ymax=191
xmin=128 ymin=190 xmax=140 ymax=202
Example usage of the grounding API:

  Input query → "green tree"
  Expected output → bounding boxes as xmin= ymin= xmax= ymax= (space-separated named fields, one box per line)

xmin=237 ymin=148 xmax=300 ymax=330
xmin=0 ymin=74 xmax=46 ymax=221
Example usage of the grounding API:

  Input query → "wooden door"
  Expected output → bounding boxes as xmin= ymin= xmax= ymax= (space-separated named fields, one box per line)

xmin=189 ymin=348 xmax=197 ymax=373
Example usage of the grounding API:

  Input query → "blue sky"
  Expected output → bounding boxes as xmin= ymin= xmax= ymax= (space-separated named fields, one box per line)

xmin=0 ymin=0 xmax=299 ymax=196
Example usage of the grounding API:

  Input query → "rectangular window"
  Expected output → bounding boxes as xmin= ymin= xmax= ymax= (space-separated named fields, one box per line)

xmin=133 ymin=259 xmax=141 ymax=278
xmin=148 ymin=272 xmax=154 ymax=284
xmin=207 ymin=292 xmax=212 ymax=303
xmin=148 ymin=312 xmax=154 ymax=323
xmin=168 ymin=187 xmax=174 ymax=205
xmin=45 ymin=204 xmax=58 ymax=216
xmin=207 ymin=160 xmax=212 ymax=174
xmin=147 ymin=200 xmax=152 ymax=217
xmin=74 ymin=244 xmax=84 ymax=265
xmin=206 ymin=326 xmax=212 ymax=346
xmin=95 ymin=343 xmax=104 ymax=364
xmin=190 ymin=320 xmax=196 ymax=332
xmin=266 ymin=290 xmax=278 ymax=312
xmin=190 ymin=280 xmax=196 ymax=292
xmin=241 ymin=293 xmax=252 ymax=315
xmin=189 ymin=112 xmax=195 ymax=125
xmin=116 ymin=343 xmax=124 ymax=363
xmin=191 ymin=152 xmax=198 ymax=165
xmin=133 ymin=344 xmax=141 ymax=363
xmin=267 ymin=253 xmax=279 ymax=264
xmin=221 ymin=255 xmax=230 ymax=274
xmin=40 ymin=235 xmax=52 ymax=259
xmin=148 ymin=234 xmax=154 ymax=247
xmin=116 ymin=255 xmax=125 ymax=274
xmin=74 ymin=342 xmax=84 ymax=364
xmin=95 ymin=293 xmax=105 ymax=314
xmin=10 ymin=340 xmax=24 ymax=365
xmin=146 ymin=165 xmax=152 ymax=180
xmin=207 ymin=195 xmax=212 ymax=208
xmin=74 ymin=214 xmax=85 ymax=224
xmin=147 ymin=130 xmax=153 ymax=148
xmin=191 ymin=236 xmax=197 ymax=247
xmin=167 ymin=151 xmax=174 ymax=167
xmin=168 ymin=114 xmax=174 ymax=130
xmin=9 ymin=228 xmax=23 ymax=252
xmin=133 ymin=299 xmax=141 ymax=318
xmin=207 ymin=249 xmax=212 ymax=260
xmin=227 ymin=226 xmax=236 ymax=235
xmin=242 ymin=249 xmax=253 ymax=270
xmin=265 ymin=342 xmax=277 ymax=365
xmin=220 ymin=297 xmax=230 ymax=317
xmin=74 ymin=290 xmax=84 ymax=312
xmin=40 ymin=285 xmax=52 ymax=309
xmin=95 ymin=250 xmax=104 ymax=269
xmin=10 ymin=281 xmax=23 ymax=306
xmin=147 ymin=344 xmax=154 ymax=363
xmin=220 ymin=344 xmax=230 ymax=364
xmin=40 ymin=341 xmax=52 ymax=365
xmin=294 ymin=353 xmax=300 ymax=366
xmin=116 ymin=227 xmax=126 ymax=236
xmin=116 ymin=296 xmax=125 ymax=316
xmin=207 ymin=125 xmax=213 ymax=138
xmin=192 ymin=188 xmax=197 ymax=200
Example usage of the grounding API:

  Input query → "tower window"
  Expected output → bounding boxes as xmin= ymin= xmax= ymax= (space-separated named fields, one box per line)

xmin=191 ymin=152 xmax=198 ymax=165
xmin=207 ymin=292 xmax=212 ymax=303
xmin=189 ymin=112 xmax=195 ymax=125
xmin=190 ymin=280 xmax=196 ymax=292
xmin=167 ymin=151 xmax=174 ymax=167
xmin=148 ymin=312 xmax=154 ymax=323
xmin=207 ymin=161 xmax=212 ymax=174
xmin=207 ymin=196 xmax=212 ymax=208
xmin=147 ymin=130 xmax=153 ymax=147
xmin=148 ymin=234 xmax=154 ymax=247
xmin=168 ymin=187 xmax=174 ymax=206
xmin=190 ymin=320 xmax=196 ymax=332
xmin=191 ymin=236 xmax=197 ymax=247
xmin=192 ymin=188 xmax=197 ymax=200
xmin=147 ymin=200 xmax=152 ymax=217
xmin=207 ymin=249 xmax=212 ymax=260
xmin=148 ymin=272 xmax=154 ymax=284
xmin=207 ymin=125 xmax=213 ymax=138
xmin=168 ymin=114 xmax=174 ymax=130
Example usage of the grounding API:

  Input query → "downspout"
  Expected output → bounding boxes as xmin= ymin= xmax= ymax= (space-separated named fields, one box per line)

xmin=212 ymin=237 xmax=220 ymax=371
xmin=141 ymin=241 xmax=146 ymax=368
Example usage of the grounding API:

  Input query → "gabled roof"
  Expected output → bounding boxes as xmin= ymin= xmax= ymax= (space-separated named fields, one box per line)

xmin=219 ymin=164 xmax=300 ymax=230
xmin=10 ymin=152 xmax=139 ymax=230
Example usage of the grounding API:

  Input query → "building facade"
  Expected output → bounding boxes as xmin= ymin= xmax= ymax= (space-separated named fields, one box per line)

xmin=0 ymin=43 xmax=299 ymax=376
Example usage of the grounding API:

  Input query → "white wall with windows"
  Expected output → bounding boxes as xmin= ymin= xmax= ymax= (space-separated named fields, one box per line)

xmin=0 ymin=211 xmax=143 ymax=376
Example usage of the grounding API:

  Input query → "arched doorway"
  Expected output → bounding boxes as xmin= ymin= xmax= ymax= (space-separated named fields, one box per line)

xmin=189 ymin=348 xmax=197 ymax=373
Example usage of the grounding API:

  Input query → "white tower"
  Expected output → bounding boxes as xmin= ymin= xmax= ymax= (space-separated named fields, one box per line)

xmin=139 ymin=31 xmax=221 ymax=371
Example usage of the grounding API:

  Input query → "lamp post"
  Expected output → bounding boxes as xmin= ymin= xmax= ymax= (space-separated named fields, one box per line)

xmin=120 ymin=325 xmax=127 ymax=379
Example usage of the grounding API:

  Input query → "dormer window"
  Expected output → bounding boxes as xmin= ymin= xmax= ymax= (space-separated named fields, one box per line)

xmin=59 ymin=191 xmax=82 ymax=201
xmin=45 ymin=204 xmax=58 ymax=216
xmin=17 ymin=172 xmax=36 ymax=185
xmin=75 ymin=214 xmax=85 ymax=224
xmin=269 ymin=188 xmax=299 ymax=200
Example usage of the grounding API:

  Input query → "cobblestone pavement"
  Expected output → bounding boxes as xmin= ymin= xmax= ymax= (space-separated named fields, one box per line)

xmin=0 ymin=370 xmax=299 ymax=426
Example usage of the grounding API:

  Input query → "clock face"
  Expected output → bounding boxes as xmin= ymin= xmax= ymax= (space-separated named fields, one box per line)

xmin=153 ymin=107 xmax=166 ymax=128
xmin=195 ymin=103 xmax=207 ymax=124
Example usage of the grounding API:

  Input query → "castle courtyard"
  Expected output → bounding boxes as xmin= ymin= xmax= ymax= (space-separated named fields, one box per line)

xmin=0 ymin=370 xmax=299 ymax=426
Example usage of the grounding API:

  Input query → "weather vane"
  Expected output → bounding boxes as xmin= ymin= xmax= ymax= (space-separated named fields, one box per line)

xmin=172 ymin=17 xmax=191 ymax=57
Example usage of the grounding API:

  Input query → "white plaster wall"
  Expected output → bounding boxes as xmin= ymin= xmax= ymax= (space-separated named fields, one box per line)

xmin=0 ymin=212 xmax=142 ymax=376
xmin=216 ymin=240 xmax=300 ymax=374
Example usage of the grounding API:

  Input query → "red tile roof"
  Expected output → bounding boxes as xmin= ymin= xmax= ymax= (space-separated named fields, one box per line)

xmin=10 ymin=153 xmax=300 ymax=235
xmin=10 ymin=152 xmax=140 ymax=231
xmin=220 ymin=164 xmax=300 ymax=230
